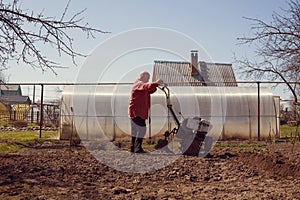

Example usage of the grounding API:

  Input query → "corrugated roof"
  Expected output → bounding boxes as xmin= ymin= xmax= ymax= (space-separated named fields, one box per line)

xmin=153 ymin=60 xmax=237 ymax=87
xmin=199 ymin=62 xmax=237 ymax=86
xmin=153 ymin=61 xmax=205 ymax=86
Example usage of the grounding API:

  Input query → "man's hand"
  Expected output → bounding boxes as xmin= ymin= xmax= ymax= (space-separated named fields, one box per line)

xmin=156 ymin=79 xmax=164 ymax=85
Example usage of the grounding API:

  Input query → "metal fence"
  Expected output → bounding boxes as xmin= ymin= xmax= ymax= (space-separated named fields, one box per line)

xmin=0 ymin=81 xmax=299 ymax=139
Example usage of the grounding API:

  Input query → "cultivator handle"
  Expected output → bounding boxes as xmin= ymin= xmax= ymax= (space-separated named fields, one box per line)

xmin=158 ymin=84 xmax=180 ymax=127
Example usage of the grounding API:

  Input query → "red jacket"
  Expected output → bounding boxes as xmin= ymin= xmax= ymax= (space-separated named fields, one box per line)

xmin=128 ymin=80 xmax=158 ymax=120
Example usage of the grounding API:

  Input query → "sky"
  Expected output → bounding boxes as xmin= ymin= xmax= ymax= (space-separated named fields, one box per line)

xmin=3 ymin=0 xmax=293 ymax=100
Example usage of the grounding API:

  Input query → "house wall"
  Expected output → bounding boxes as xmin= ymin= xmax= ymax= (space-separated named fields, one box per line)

xmin=0 ymin=102 xmax=9 ymax=121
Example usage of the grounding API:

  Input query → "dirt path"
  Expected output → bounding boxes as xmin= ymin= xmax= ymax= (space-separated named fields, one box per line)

xmin=1 ymin=140 xmax=300 ymax=199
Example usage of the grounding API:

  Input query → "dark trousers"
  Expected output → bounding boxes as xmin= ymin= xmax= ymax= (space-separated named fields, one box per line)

xmin=130 ymin=117 xmax=146 ymax=152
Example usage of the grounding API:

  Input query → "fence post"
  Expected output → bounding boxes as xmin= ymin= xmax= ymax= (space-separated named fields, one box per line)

xmin=257 ymin=81 xmax=261 ymax=141
xmin=31 ymin=85 xmax=35 ymax=123
xmin=31 ymin=106 xmax=33 ymax=123
xmin=36 ymin=111 xmax=39 ymax=124
xmin=39 ymin=84 xmax=44 ymax=138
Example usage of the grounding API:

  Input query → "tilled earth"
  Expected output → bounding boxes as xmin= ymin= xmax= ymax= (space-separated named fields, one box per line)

xmin=1 ymin=139 xmax=300 ymax=199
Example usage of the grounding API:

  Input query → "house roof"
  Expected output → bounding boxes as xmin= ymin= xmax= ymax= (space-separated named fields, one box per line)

xmin=0 ymin=95 xmax=31 ymax=105
xmin=0 ymin=84 xmax=22 ymax=95
xmin=199 ymin=62 xmax=237 ymax=86
xmin=153 ymin=60 xmax=237 ymax=87
xmin=153 ymin=61 xmax=205 ymax=86
xmin=0 ymin=84 xmax=21 ymax=91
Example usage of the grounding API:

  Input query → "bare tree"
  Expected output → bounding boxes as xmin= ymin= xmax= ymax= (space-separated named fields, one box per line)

xmin=0 ymin=0 xmax=109 ymax=74
xmin=236 ymin=0 xmax=300 ymax=105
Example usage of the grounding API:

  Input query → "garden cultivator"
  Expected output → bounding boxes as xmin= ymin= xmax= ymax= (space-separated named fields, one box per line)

xmin=155 ymin=84 xmax=213 ymax=157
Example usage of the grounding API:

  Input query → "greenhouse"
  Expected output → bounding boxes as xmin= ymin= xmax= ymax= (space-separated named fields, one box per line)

xmin=60 ymin=84 xmax=280 ymax=141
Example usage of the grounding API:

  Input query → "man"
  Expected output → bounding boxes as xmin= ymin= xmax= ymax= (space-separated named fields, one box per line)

xmin=128 ymin=71 xmax=163 ymax=153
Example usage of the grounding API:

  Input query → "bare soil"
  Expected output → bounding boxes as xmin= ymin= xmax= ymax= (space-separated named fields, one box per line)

xmin=1 ymin=139 xmax=300 ymax=199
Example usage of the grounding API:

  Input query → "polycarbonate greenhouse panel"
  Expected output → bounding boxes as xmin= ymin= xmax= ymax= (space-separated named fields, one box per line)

xmin=60 ymin=85 xmax=279 ymax=140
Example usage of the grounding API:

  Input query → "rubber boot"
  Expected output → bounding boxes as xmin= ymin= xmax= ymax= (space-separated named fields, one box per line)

xmin=130 ymin=136 xmax=136 ymax=153
xmin=136 ymin=138 xmax=146 ymax=153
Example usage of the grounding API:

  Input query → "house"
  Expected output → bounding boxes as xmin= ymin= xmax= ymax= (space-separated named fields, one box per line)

xmin=0 ymin=84 xmax=31 ymax=121
xmin=150 ymin=51 xmax=279 ymax=140
xmin=152 ymin=50 xmax=237 ymax=86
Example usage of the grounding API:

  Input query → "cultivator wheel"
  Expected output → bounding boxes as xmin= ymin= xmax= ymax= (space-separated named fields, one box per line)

xmin=155 ymin=139 xmax=169 ymax=149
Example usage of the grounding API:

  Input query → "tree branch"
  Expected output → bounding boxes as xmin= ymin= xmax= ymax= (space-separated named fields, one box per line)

xmin=0 ymin=0 xmax=110 ymax=73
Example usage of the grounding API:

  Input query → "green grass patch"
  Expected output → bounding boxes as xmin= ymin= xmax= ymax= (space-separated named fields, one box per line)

xmin=213 ymin=141 xmax=270 ymax=154
xmin=0 ymin=131 xmax=59 ymax=155
xmin=280 ymin=124 xmax=299 ymax=138
xmin=0 ymin=121 xmax=9 ymax=127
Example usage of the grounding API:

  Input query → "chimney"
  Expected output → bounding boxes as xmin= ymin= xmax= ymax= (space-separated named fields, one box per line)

xmin=190 ymin=50 xmax=199 ymax=76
